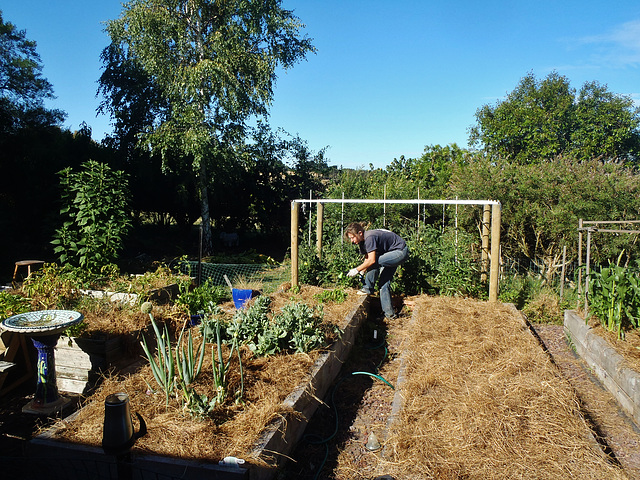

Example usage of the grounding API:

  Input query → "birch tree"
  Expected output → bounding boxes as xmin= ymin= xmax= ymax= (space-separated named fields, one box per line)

xmin=104 ymin=0 xmax=314 ymax=252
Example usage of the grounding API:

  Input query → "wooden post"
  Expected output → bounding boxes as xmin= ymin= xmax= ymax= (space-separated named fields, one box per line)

xmin=481 ymin=204 xmax=490 ymax=283
xmin=577 ymin=218 xmax=583 ymax=309
xmin=489 ymin=203 xmax=501 ymax=302
xmin=291 ymin=201 xmax=299 ymax=288
xmin=584 ymin=229 xmax=591 ymax=315
xmin=316 ymin=202 xmax=324 ymax=259
xmin=560 ymin=245 xmax=566 ymax=300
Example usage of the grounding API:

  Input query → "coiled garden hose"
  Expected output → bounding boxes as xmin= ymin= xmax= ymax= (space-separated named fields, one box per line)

xmin=303 ymin=333 xmax=394 ymax=480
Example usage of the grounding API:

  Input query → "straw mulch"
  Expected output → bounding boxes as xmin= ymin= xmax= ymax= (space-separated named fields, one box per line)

xmin=372 ymin=296 xmax=628 ymax=480
xmin=46 ymin=285 xmax=361 ymax=464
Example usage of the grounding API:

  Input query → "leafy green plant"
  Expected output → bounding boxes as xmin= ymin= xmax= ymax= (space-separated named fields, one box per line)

xmin=225 ymin=295 xmax=272 ymax=345
xmin=313 ymin=287 xmax=348 ymax=304
xmin=276 ymin=302 xmax=326 ymax=354
xmin=0 ymin=291 xmax=32 ymax=319
xmin=52 ymin=160 xmax=131 ymax=273
xmin=225 ymin=295 xmax=339 ymax=357
xmin=176 ymin=279 xmax=230 ymax=315
xmin=588 ymin=255 xmax=640 ymax=339
xmin=298 ymin=240 xmax=360 ymax=288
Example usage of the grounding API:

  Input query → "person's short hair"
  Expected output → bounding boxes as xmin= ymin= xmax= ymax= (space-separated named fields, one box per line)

xmin=345 ymin=222 xmax=365 ymax=238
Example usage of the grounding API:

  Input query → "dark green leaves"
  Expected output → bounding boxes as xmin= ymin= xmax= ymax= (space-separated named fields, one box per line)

xmin=51 ymin=160 xmax=131 ymax=273
xmin=470 ymin=71 xmax=640 ymax=164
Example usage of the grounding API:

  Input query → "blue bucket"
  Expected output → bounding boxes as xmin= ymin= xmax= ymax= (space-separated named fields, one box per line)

xmin=232 ymin=288 xmax=253 ymax=309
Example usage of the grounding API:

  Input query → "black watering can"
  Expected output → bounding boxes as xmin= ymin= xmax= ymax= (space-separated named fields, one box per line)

xmin=102 ymin=392 xmax=147 ymax=456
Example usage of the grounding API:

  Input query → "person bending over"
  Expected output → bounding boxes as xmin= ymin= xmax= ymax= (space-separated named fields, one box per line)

xmin=345 ymin=222 xmax=409 ymax=319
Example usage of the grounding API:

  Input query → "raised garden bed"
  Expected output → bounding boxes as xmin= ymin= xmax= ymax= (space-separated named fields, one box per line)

xmin=79 ymin=283 xmax=180 ymax=306
xmin=28 ymin=292 xmax=369 ymax=480
xmin=564 ymin=309 xmax=640 ymax=428
xmin=55 ymin=334 xmax=139 ymax=395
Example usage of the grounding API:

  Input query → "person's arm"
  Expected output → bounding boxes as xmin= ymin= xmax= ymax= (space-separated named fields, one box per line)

xmin=348 ymin=250 xmax=376 ymax=276
xmin=357 ymin=251 xmax=376 ymax=273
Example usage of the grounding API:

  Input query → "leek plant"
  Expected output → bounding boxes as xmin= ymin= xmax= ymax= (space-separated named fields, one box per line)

xmin=175 ymin=322 xmax=208 ymax=407
xmin=208 ymin=308 xmax=244 ymax=406
xmin=140 ymin=302 xmax=176 ymax=406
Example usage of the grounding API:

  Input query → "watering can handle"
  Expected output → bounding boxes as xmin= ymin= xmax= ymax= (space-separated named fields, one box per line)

xmin=133 ymin=412 xmax=147 ymax=440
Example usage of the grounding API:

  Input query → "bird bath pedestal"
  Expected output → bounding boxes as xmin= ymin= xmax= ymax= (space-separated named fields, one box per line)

xmin=2 ymin=310 xmax=83 ymax=415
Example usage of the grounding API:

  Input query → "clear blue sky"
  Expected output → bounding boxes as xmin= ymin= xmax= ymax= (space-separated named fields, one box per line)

xmin=3 ymin=0 xmax=640 ymax=169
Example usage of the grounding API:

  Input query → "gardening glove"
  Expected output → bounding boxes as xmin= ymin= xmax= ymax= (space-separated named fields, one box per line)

xmin=347 ymin=268 xmax=360 ymax=277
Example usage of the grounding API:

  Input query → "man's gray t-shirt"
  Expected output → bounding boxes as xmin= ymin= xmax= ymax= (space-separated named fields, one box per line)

xmin=359 ymin=229 xmax=406 ymax=256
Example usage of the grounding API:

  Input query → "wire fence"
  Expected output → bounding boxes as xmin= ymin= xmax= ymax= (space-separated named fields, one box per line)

xmin=172 ymin=261 xmax=290 ymax=293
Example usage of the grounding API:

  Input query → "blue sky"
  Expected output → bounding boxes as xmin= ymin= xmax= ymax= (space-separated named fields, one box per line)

xmin=3 ymin=1 xmax=640 ymax=168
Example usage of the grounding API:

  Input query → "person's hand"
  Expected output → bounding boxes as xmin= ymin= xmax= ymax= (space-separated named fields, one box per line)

xmin=347 ymin=268 xmax=359 ymax=277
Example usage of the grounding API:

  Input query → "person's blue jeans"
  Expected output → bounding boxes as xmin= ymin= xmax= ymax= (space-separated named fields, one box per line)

xmin=363 ymin=246 xmax=409 ymax=318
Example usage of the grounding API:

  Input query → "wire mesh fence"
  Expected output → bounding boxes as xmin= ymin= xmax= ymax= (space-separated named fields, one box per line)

xmin=172 ymin=261 xmax=290 ymax=293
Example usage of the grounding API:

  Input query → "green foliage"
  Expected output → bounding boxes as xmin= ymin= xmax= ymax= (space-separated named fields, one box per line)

xmin=103 ymin=0 xmax=315 ymax=252
xmin=0 ymin=12 xmax=65 ymax=133
xmin=0 ymin=291 xmax=31 ymax=319
xmin=226 ymin=295 xmax=338 ymax=357
xmin=298 ymin=242 xmax=360 ymax=288
xmin=224 ymin=295 xmax=272 ymax=346
xmin=395 ymin=225 xmax=482 ymax=297
xmin=21 ymin=263 xmax=87 ymax=309
xmin=497 ymin=274 xmax=572 ymax=324
xmin=498 ymin=274 xmax=541 ymax=309
xmin=176 ymin=279 xmax=230 ymax=315
xmin=298 ymin=230 xmax=362 ymax=288
xmin=588 ymin=256 xmax=640 ymax=339
xmin=141 ymin=301 xmax=243 ymax=416
xmin=313 ymin=288 xmax=348 ymax=304
xmin=450 ymin=156 xmax=640 ymax=272
xmin=275 ymin=302 xmax=326 ymax=354
xmin=52 ymin=160 xmax=131 ymax=273
xmin=469 ymin=71 xmax=640 ymax=164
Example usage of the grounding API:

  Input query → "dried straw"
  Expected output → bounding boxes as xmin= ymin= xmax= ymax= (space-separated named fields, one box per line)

xmin=374 ymin=296 xmax=627 ymax=479
xmin=48 ymin=285 xmax=360 ymax=464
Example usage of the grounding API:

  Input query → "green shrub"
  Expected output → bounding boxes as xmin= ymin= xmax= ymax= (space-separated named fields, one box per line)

xmin=52 ymin=160 xmax=131 ymax=273
xmin=0 ymin=291 xmax=32 ymax=319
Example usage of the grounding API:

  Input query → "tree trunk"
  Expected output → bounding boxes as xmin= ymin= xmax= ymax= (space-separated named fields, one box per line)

xmin=198 ymin=160 xmax=213 ymax=255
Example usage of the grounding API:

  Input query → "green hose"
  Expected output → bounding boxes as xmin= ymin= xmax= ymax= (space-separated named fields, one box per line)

xmin=304 ymin=370 xmax=394 ymax=480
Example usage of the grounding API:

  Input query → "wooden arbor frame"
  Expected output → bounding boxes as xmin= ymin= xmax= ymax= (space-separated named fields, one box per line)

xmin=577 ymin=218 xmax=640 ymax=314
xmin=290 ymin=199 xmax=502 ymax=302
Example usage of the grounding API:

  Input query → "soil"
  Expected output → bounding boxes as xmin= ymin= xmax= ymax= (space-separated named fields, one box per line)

xmin=3 ymin=298 xmax=640 ymax=479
